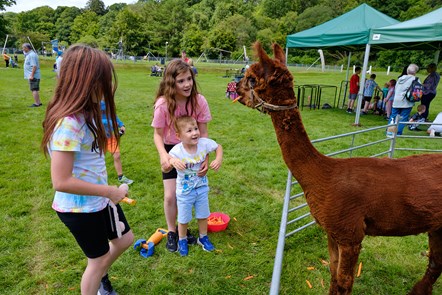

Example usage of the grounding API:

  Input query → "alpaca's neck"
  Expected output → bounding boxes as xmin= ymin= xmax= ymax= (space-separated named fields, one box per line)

xmin=269 ymin=109 xmax=327 ymax=184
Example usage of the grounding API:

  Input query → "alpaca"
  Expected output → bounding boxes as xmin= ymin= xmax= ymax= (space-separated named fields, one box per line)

xmin=235 ymin=42 xmax=442 ymax=295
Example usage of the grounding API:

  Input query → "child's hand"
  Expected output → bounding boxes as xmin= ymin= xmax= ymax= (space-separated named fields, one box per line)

xmin=160 ymin=155 xmax=172 ymax=172
xmin=106 ymin=185 xmax=128 ymax=204
xmin=170 ymin=157 xmax=186 ymax=171
xmin=210 ymin=159 xmax=222 ymax=171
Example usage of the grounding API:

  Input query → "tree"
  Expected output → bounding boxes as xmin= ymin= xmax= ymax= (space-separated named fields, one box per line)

xmin=55 ymin=7 xmax=81 ymax=44
xmin=295 ymin=5 xmax=334 ymax=32
xmin=85 ymin=0 xmax=107 ymax=16
xmin=0 ymin=0 xmax=15 ymax=11
xmin=70 ymin=10 xmax=99 ymax=43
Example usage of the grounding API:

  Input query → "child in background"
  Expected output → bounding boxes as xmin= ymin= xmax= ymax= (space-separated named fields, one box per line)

xmin=346 ymin=66 xmax=361 ymax=113
xmin=369 ymin=95 xmax=381 ymax=114
xmin=408 ymin=104 xmax=426 ymax=131
xmin=101 ymin=100 xmax=134 ymax=184
xmin=41 ymin=45 xmax=134 ymax=295
xmin=169 ymin=116 xmax=223 ymax=256
xmin=152 ymin=59 xmax=212 ymax=253
xmin=361 ymin=74 xmax=382 ymax=114
xmin=383 ymin=79 xmax=396 ymax=120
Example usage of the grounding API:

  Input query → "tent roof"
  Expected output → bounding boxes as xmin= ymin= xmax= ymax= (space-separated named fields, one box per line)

xmin=286 ymin=3 xmax=399 ymax=51
xmin=369 ymin=7 xmax=442 ymax=50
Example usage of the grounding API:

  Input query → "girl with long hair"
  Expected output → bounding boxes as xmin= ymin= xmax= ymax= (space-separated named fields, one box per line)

xmin=41 ymin=44 xmax=134 ymax=295
xmin=151 ymin=59 xmax=212 ymax=253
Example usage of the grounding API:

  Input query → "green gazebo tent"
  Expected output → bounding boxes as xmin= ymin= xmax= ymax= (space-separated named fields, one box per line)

xmin=286 ymin=3 xmax=399 ymax=50
xmin=369 ymin=7 xmax=442 ymax=51
xmin=285 ymin=4 xmax=399 ymax=125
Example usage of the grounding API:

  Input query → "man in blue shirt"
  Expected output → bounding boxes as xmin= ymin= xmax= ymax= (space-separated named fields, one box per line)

xmin=22 ymin=43 xmax=42 ymax=107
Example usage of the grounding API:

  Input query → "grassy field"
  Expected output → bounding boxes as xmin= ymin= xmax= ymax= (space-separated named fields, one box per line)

xmin=1 ymin=56 xmax=442 ymax=294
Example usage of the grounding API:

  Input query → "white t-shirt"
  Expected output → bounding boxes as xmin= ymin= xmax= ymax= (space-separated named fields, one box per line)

xmin=169 ymin=138 xmax=218 ymax=195
xmin=429 ymin=112 xmax=442 ymax=132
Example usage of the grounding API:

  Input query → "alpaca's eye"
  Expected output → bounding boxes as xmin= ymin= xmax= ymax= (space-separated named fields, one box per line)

xmin=249 ymin=77 xmax=256 ymax=88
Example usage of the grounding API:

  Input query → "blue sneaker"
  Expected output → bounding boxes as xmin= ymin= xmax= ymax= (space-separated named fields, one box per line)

xmin=197 ymin=236 xmax=215 ymax=252
xmin=178 ymin=239 xmax=188 ymax=256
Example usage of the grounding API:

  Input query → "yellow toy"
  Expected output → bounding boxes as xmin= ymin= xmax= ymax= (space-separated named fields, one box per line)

xmin=133 ymin=228 xmax=168 ymax=258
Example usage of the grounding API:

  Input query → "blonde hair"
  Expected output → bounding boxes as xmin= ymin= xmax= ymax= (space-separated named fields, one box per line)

xmin=175 ymin=115 xmax=197 ymax=134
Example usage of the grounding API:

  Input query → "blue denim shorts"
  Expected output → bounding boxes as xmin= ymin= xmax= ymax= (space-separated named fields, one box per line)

xmin=177 ymin=186 xmax=210 ymax=224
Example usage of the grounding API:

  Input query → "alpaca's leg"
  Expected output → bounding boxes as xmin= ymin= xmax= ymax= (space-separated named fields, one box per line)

xmin=327 ymin=235 xmax=339 ymax=295
xmin=409 ymin=229 xmax=442 ymax=295
xmin=335 ymin=244 xmax=361 ymax=295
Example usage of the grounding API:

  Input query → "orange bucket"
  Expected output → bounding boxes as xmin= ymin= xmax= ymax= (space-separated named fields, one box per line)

xmin=207 ymin=212 xmax=230 ymax=232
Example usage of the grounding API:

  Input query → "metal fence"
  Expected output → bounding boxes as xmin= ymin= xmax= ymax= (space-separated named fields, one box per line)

xmin=270 ymin=119 xmax=442 ymax=294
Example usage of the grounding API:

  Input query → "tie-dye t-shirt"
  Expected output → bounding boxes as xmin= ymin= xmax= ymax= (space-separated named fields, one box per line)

xmin=49 ymin=114 xmax=109 ymax=213
xmin=169 ymin=138 xmax=219 ymax=195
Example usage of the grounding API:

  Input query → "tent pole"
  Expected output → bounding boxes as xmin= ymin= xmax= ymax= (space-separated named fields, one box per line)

xmin=434 ymin=50 xmax=440 ymax=64
xmin=345 ymin=52 xmax=351 ymax=82
xmin=354 ymin=44 xmax=371 ymax=126
xmin=285 ymin=47 xmax=288 ymax=66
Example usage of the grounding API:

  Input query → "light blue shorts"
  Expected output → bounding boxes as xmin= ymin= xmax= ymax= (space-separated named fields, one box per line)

xmin=177 ymin=186 xmax=210 ymax=224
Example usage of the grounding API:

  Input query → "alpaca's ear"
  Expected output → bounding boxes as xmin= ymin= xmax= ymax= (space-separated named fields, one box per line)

xmin=254 ymin=42 xmax=273 ymax=73
xmin=272 ymin=43 xmax=286 ymax=64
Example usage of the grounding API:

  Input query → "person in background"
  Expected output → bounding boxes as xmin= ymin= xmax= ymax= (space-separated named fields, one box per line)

xmin=346 ymin=66 xmax=361 ymax=113
xmin=427 ymin=112 xmax=442 ymax=137
xmin=361 ymin=73 xmax=382 ymax=114
xmin=420 ymin=63 xmax=440 ymax=121
xmin=41 ymin=44 xmax=134 ymax=295
xmin=55 ymin=51 xmax=63 ymax=78
xmin=152 ymin=59 xmax=212 ymax=253
xmin=390 ymin=64 xmax=421 ymax=135
xmin=188 ymin=58 xmax=198 ymax=76
xmin=3 ymin=51 xmax=10 ymax=67
xmin=22 ymin=43 xmax=42 ymax=107
xmin=408 ymin=104 xmax=426 ymax=131
xmin=181 ymin=50 xmax=190 ymax=64
xmin=383 ymin=79 xmax=396 ymax=120
xmin=101 ymin=100 xmax=134 ymax=185
xmin=169 ymin=116 xmax=223 ymax=256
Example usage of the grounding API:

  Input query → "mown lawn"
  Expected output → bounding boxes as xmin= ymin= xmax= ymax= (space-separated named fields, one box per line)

xmin=1 ymin=56 xmax=441 ymax=294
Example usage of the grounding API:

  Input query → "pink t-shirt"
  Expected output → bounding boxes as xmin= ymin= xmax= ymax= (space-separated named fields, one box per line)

xmin=151 ymin=94 xmax=212 ymax=144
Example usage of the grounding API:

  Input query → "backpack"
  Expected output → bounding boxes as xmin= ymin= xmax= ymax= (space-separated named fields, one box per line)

xmin=404 ymin=78 xmax=423 ymax=102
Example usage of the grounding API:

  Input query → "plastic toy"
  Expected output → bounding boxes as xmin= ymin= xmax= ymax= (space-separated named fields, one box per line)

xmin=119 ymin=183 xmax=136 ymax=205
xmin=134 ymin=228 xmax=168 ymax=258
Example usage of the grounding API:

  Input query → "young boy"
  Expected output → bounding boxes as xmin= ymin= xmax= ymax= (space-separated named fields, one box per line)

xmin=408 ymin=104 xmax=426 ymax=131
xmin=361 ymin=74 xmax=382 ymax=114
xmin=168 ymin=116 xmax=223 ymax=256
xmin=347 ymin=66 xmax=361 ymax=113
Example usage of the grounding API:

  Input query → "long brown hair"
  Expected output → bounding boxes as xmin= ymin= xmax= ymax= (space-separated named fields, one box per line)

xmin=154 ymin=59 xmax=199 ymax=129
xmin=41 ymin=44 xmax=118 ymax=156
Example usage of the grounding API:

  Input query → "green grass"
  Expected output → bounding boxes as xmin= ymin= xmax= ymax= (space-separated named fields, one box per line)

xmin=1 ymin=58 xmax=442 ymax=294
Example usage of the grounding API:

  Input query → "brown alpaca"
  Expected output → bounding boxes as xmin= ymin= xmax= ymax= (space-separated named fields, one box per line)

xmin=235 ymin=42 xmax=442 ymax=295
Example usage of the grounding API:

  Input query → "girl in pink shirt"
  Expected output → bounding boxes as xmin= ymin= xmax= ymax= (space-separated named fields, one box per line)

xmin=151 ymin=59 xmax=212 ymax=253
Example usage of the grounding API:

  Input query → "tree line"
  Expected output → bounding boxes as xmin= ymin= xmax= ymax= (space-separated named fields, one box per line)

xmin=1 ymin=0 xmax=441 ymax=68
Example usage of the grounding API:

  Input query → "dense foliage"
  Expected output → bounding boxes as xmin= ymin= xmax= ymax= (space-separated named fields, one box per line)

xmin=1 ymin=0 xmax=441 ymax=67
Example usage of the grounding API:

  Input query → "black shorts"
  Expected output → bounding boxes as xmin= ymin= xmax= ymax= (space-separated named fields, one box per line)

xmin=363 ymin=96 xmax=372 ymax=102
xmin=162 ymin=143 xmax=177 ymax=180
xmin=57 ymin=203 xmax=131 ymax=258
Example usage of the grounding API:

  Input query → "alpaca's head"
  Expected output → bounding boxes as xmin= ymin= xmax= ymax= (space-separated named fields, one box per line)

xmin=235 ymin=43 xmax=297 ymax=113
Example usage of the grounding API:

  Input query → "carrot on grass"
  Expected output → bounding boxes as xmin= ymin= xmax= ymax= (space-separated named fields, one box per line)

xmin=357 ymin=262 xmax=362 ymax=277
xmin=306 ymin=280 xmax=313 ymax=289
